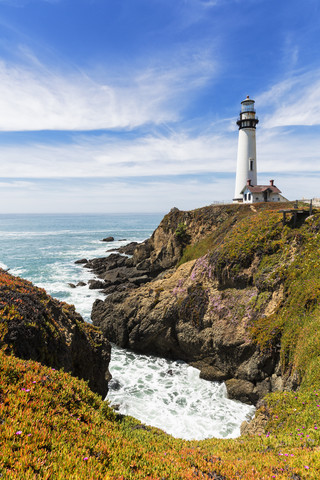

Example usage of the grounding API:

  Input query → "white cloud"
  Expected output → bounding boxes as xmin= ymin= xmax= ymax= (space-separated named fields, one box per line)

xmin=0 ymin=120 xmax=319 ymax=181
xmin=257 ymin=70 xmax=320 ymax=127
xmin=0 ymin=50 xmax=216 ymax=131
xmin=0 ymin=176 xmax=232 ymax=213
xmin=0 ymin=131 xmax=237 ymax=178
xmin=0 ymin=171 xmax=319 ymax=214
xmin=0 ymin=180 xmax=34 ymax=188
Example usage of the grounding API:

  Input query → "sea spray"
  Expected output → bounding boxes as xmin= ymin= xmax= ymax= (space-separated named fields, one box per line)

xmin=108 ymin=344 xmax=254 ymax=440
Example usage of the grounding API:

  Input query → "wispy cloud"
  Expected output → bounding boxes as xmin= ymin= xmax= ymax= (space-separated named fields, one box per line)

xmin=0 ymin=121 xmax=319 ymax=181
xmin=257 ymin=70 xmax=320 ymax=127
xmin=0 ymin=47 xmax=217 ymax=131
xmin=0 ymin=131 xmax=236 ymax=177
xmin=0 ymin=176 xmax=233 ymax=213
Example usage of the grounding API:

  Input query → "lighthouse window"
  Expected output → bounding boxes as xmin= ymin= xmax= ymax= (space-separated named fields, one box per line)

xmin=241 ymin=104 xmax=255 ymax=113
xmin=248 ymin=193 xmax=251 ymax=200
xmin=249 ymin=159 xmax=254 ymax=171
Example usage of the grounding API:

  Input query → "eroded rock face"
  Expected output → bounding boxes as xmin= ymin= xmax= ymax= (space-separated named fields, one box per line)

xmin=0 ymin=269 xmax=111 ymax=398
xmin=90 ymin=203 xmax=301 ymax=405
xmin=92 ymin=258 xmax=282 ymax=405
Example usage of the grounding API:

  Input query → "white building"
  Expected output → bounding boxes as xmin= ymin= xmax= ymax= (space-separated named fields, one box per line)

xmin=233 ymin=96 xmax=286 ymax=204
xmin=241 ymin=179 xmax=284 ymax=203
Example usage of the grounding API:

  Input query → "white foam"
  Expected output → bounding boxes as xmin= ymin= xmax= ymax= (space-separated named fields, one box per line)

xmin=107 ymin=345 xmax=255 ymax=440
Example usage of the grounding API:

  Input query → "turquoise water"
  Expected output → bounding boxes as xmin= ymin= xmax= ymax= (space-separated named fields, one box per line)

xmin=0 ymin=213 xmax=162 ymax=320
xmin=0 ymin=213 xmax=254 ymax=440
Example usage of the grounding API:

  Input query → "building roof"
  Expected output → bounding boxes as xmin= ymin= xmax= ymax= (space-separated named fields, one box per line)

xmin=241 ymin=185 xmax=282 ymax=194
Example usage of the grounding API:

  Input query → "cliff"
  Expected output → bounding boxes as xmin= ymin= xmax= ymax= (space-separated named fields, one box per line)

xmin=2 ymin=205 xmax=320 ymax=479
xmin=0 ymin=268 xmax=111 ymax=397
xmin=92 ymin=202 xmax=320 ymax=405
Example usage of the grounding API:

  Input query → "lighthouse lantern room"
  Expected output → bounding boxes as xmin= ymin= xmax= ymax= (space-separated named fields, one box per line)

xmin=233 ymin=96 xmax=259 ymax=202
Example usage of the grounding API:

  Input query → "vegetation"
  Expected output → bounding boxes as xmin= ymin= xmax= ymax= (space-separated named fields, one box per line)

xmin=2 ymin=203 xmax=320 ymax=478
xmin=1 ymin=349 xmax=320 ymax=479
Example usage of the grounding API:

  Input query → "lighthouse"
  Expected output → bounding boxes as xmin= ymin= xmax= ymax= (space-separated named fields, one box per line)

xmin=233 ymin=96 xmax=259 ymax=202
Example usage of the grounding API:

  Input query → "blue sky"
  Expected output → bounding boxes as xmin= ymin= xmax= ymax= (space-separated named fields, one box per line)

xmin=0 ymin=0 xmax=319 ymax=213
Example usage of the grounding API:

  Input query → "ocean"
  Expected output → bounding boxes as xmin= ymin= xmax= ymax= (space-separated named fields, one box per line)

xmin=0 ymin=213 xmax=254 ymax=440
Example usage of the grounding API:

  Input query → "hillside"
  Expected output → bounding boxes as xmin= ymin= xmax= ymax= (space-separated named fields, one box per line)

xmin=92 ymin=202 xmax=320 ymax=405
xmin=2 ymin=203 xmax=320 ymax=478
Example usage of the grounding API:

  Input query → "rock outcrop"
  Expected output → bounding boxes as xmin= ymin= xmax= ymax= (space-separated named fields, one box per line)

xmin=0 ymin=268 xmax=111 ymax=398
xmin=83 ymin=205 xmax=247 ymax=294
xmin=90 ymin=202 xmax=316 ymax=405
xmin=92 ymin=258 xmax=281 ymax=405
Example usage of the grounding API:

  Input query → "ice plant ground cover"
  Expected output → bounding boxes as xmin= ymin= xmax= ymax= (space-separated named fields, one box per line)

xmin=1 ymin=351 xmax=320 ymax=479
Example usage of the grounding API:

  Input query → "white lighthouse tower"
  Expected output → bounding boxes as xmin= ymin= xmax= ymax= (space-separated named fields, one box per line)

xmin=233 ymin=96 xmax=259 ymax=202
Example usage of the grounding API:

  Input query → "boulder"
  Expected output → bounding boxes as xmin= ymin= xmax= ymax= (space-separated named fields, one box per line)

xmin=102 ymin=236 xmax=114 ymax=242
xmin=225 ymin=379 xmax=257 ymax=405
xmin=117 ymin=242 xmax=139 ymax=255
xmin=88 ymin=279 xmax=107 ymax=290
xmin=74 ymin=258 xmax=88 ymax=264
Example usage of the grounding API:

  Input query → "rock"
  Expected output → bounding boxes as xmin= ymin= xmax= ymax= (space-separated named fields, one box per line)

xmin=0 ymin=269 xmax=111 ymax=398
xmin=90 ymin=203 xmax=298 ymax=406
xmin=240 ymin=405 xmax=269 ymax=436
xmin=74 ymin=258 xmax=88 ymax=264
xmin=108 ymin=378 xmax=122 ymax=391
xmin=68 ymin=283 xmax=76 ymax=288
xmin=199 ymin=365 xmax=229 ymax=382
xmin=91 ymin=254 xmax=279 ymax=405
xmin=102 ymin=236 xmax=114 ymax=242
xmin=85 ymin=254 xmax=128 ymax=277
xmin=76 ymin=281 xmax=86 ymax=287
xmin=117 ymin=242 xmax=139 ymax=255
xmin=270 ymin=373 xmax=283 ymax=392
xmin=128 ymin=275 xmax=150 ymax=285
xmin=225 ymin=379 xmax=258 ymax=404
xmin=254 ymin=378 xmax=271 ymax=405
xmin=88 ymin=279 xmax=107 ymax=290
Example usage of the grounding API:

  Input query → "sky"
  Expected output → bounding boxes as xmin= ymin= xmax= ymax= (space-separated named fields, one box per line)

xmin=0 ymin=0 xmax=319 ymax=213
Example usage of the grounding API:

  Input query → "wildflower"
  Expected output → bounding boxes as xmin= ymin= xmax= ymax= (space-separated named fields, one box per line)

xmin=15 ymin=431 xmax=22 ymax=435
xmin=83 ymin=457 xmax=89 ymax=461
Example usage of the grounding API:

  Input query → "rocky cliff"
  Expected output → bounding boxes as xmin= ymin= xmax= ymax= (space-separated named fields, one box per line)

xmin=91 ymin=202 xmax=320 ymax=406
xmin=0 ymin=268 xmax=111 ymax=397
